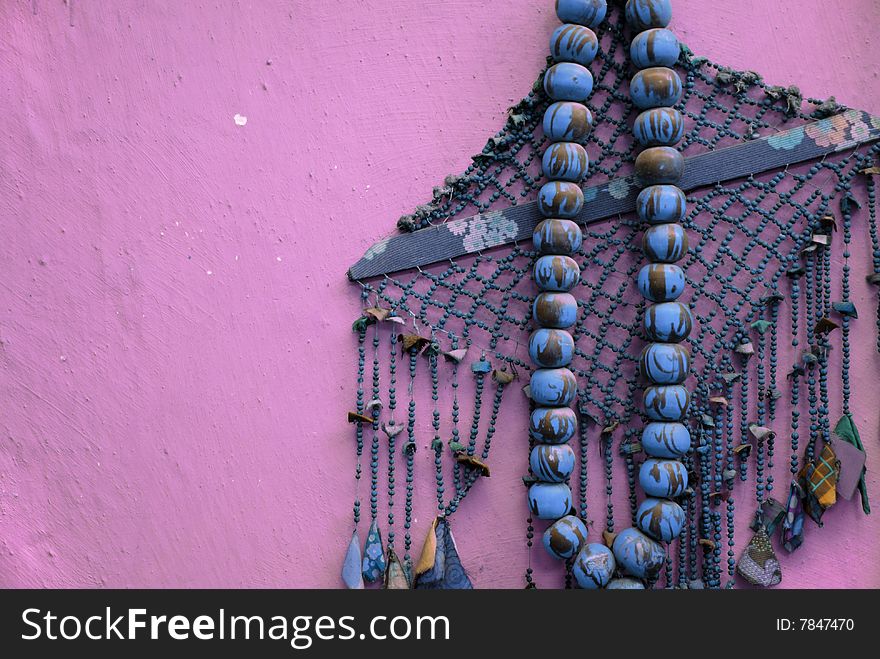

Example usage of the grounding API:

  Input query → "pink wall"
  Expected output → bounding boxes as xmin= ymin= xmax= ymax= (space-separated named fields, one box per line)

xmin=1 ymin=0 xmax=878 ymax=588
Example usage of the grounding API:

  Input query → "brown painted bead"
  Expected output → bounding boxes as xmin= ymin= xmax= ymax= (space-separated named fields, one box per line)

xmin=550 ymin=24 xmax=599 ymax=67
xmin=630 ymin=28 xmax=680 ymax=69
xmin=612 ymin=527 xmax=666 ymax=580
xmin=643 ymin=385 xmax=691 ymax=422
xmin=542 ymin=142 xmax=589 ymax=182
xmin=543 ymin=514 xmax=588 ymax=560
xmin=636 ymin=184 xmax=687 ymax=224
xmin=644 ymin=302 xmax=693 ymax=342
xmin=530 ymin=367 xmax=579 ymax=406
xmin=636 ymin=497 xmax=685 ymax=541
xmin=642 ymin=223 xmax=688 ymax=262
xmin=633 ymin=107 xmax=684 ymax=146
xmin=556 ymin=0 xmax=606 ymax=28
xmin=533 ymin=292 xmax=578 ymax=328
xmin=533 ymin=219 xmax=583 ymax=255
xmin=630 ymin=67 xmax=682 ymax=110
xmin=635 ymin=146 xmax=684 ymax=185
xmin=530 ymin=406 xmax=578 ymax=444
xmin=639 ymin=457 xmax=689 ymax=497
xmin=531 ymin=444 xmax=577 ymax=483
xmin=543 ymin=62 xmax=594 ymax=102
xmin=529 ymin=328 xmax=575 ymax=368
xmin=534 ymin=255 xmax=581 ymax=292
xmin=637 ymin=263 xmax=685 ymax=302
xmin=625 ymin=0 xmax=672 ymax=31
xmin=538 ymin=181 xmax=584 ymax=219
xmin=528 ymin=482 xmax=573 ymax=520
xmin=639 ymin=343 xmax=690 ymax=384
xmin=543 ymin=101 xmax=594 ymax=143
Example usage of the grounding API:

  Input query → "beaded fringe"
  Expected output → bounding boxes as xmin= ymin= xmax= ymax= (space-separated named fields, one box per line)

xmin=345 ymin=1 xmax=879 ymax=589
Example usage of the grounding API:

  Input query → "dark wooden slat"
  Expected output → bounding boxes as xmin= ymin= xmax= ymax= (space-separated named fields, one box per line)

xmin=349 ymin=111 xmax=880 ymax=280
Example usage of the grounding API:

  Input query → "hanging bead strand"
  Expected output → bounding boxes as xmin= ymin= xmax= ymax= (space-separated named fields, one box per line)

xmin=529 ymin=0 xmax=614 ymax=589
xmin=341 ymin=287 xmax=371 ymax=590
xmin=611 ymin=0 xmax=690 ymax=586
xmin=360 ymin=322 xmax=387 ymax=584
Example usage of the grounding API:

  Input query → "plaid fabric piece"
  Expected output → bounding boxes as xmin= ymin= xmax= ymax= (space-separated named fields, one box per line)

xmin=798 ymin=443 xmax=840 ymax=527
xmin=799 ymin=464 xmax=823 ymax=525
xmin=809 ymin=443 xmax=840 ymax=509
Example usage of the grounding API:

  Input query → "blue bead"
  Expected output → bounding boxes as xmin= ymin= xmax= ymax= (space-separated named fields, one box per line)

xmin=531 ymin=443 xmax=577 ymax=482
xmin=612 ymin=527 xmax=665 ymax=580
xmin=530 ymin=367 xmax=578 ymax=406
xmin=543 ymin=102 xmax=593 ymax=143
xmin=636 ymin=185 xmax=687 ymax=224
xmin=639 ymin=343 xmax=690 ymax=384
xmin=555 ymin=0 xmax=607 ymax=28
xmin=642 ymin=223 xmax=688 ymax=262
xmin=641 ymin=422 xmax=691 ymax=458
xmin=533 ymin=292 xmax=578 ymax=328
xmin=550 ymin=24 xmax=599 ymax=67
xmin=630 ymin=67 xmax=682 ymax=110
xmin=542 ymin=142 xmax=589 ymax=182
xmin=633 ymin=107 xmax=684 ymax=147
xmin=643 ymin=385 xmax=690 ymax=421
xmin=644 ymin=301 xmax=693 ymax=342
xmin=471 ymin=359 xmax=492 ymax=374
xmin=625 ymin=0 xmax=672 ymax=31
xmin=606 ymin=577 xmax=645 ymax=590
xmin=533 ymin=219 xmax=583 ymax=255
xmin=535 ymin=255 xmax=580 ymax=292
xmin=544 ymin=62 xmax=594 ymax=102
xmin=573 ymin=543 xmax=616 ymax=589
xmin=635 ymin=146 xmax=684 ymax=185
xmin=538 ymin=182 xmax=584 ymax=218
xmin=529 ymin=406 xmax=578 ymax=444
xmin=630 ymin=28 xmax=680 ymax=69
xmin=529 ymin=328 xmax=575 ymax=367
xmin=636 ymin=497 xmax=685 ymax=541
xmin=528 ymin=482 xmax=573 ymax=520
xmin=638 ymin=264 xmax=685 ymax=302
xmin=543 ymin=515 xmax=588 ymax=559
xmin=639 ymin=458 xmax=688 ymax=497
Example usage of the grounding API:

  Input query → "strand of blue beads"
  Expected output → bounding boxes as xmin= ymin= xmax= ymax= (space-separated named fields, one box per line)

xmin=529 ymin=0 xmax=615 ymax=589
xmin=608 ymin=0 xmax=691 ymax=588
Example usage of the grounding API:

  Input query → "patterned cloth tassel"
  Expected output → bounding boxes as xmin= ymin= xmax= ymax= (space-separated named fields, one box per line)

xmin=799 ymin=463 xmax=824 ymax=526
xmin=809 ymin=443 xmax=840 ymax=509
xmin=361 ymin=519 xmax=387 ymax=583
xmin=752 ymin=497 xmax=787 ymax=536
xmin=782 ymin=479 xmax=805 ymax=553
xmin=414 ymin=517 xmax=473 ymax=589
xmin=799 ymin=442 xmax=840 ymax=527
xmin=384 ymin=548 xmax=410 ymax=589
xmin=342 ymin=530 xmax=365 ymax=589
xmin=737 ymin=525 xmax=782 ymax=587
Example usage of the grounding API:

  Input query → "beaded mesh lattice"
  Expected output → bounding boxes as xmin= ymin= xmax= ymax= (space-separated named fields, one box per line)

xmin=350 ymin=5 xmax=880 ymax=588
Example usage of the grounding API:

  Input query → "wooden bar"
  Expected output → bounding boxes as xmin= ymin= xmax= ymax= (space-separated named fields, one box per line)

xmin=349 ymin=111 xmax=880 ymax=280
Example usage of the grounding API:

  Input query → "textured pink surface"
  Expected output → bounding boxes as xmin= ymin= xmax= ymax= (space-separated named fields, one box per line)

xmin=1 ymin=1 xmax=878 ymax=588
